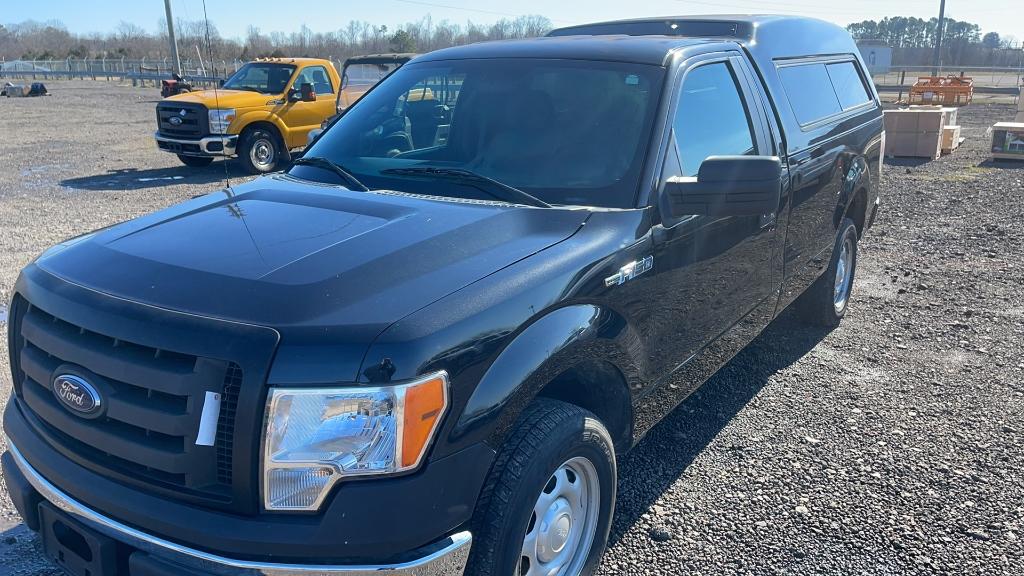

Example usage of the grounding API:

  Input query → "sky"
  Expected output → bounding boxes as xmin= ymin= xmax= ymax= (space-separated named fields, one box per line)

xmin=4 ymin=0 xmax=1022 ymax=42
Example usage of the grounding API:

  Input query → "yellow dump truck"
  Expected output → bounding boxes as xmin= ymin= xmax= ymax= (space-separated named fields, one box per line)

xmin=154 ymin=57 xmax=341 ymax=173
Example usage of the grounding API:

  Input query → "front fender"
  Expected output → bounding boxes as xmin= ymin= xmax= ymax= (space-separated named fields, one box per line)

xmin=232 ymin=109 xmax=288 ymax=141
xmin=452 ymin=304 xmax=641 ymax=449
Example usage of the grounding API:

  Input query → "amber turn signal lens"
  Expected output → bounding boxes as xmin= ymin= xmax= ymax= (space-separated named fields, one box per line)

xmin=401 ymin=375 xmax=448 ymax=469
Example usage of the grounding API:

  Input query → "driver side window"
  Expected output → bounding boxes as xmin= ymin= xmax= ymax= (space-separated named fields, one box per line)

xmin=294 ymin=65 xmax=334 ymax=95
xmin=669 ymin=61 xmax=757 ymax=177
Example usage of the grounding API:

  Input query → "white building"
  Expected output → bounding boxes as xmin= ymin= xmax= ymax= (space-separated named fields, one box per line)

xmin=857 ymin=43 xmax=893 ymax=75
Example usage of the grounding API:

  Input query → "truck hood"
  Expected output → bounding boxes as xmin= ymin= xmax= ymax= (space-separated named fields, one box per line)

xmin=34 ymin=175 xmax=588 ymax=336
xmin=164 ymin=89 xmax=276 ymax=109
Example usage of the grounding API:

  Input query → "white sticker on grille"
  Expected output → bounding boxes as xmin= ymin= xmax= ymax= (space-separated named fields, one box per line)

xmin=196 ymin=391 xmax=222 ymax=447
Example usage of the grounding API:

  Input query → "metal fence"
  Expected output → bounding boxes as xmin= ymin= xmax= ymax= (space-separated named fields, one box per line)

xmin=870 ymin=66 xmax=1023 ymax=95
xmin=0 ymin=57 xmax=245 ymax=88
xmin=0 ymin=56 xmax=387 ymax=89
xmin=7 ymin=58 xmax=1018 ymax=97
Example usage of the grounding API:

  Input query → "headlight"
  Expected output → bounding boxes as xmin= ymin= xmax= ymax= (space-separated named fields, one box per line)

xmin=208 ymin=108 xmax=236 ymax=134
xmin=262 ymin=372 xmax=449 ymax=511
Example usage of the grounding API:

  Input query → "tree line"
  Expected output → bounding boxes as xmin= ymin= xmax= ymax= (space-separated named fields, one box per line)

xmin=0 ymin=15 xmax=553 ymax=62
xmin=847 ymin=17 xmax=1022 ymax=67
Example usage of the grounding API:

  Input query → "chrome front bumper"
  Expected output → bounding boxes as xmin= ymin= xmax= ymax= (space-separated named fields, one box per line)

xmin=7 ymin=441 xmax=472 ymax=576
xmin=154 ymin=132 xmax=238 ymax=156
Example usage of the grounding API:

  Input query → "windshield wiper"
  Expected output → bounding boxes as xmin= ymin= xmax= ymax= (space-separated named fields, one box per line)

xmin=291 ymin=157 xmax=369 ymax=191
xmin=379 ymin=167 xmax=550 ymax=208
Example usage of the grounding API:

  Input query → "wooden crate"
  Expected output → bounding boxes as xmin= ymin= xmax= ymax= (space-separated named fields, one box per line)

xmin=991 ymin=122 xmax=1024 ymax=161
xmin=941 ymin=125 xmax=962 ymax=154
xmin=883 ymin=109 xmax=944 ymax=160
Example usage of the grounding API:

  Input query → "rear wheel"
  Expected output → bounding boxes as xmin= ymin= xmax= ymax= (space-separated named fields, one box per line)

xmin=468 ymin=399 xmax=615 ymax=576
xmin=238 ymin=126 xmax=283 ymax=174
xmin=795 ymin=217 xmax=859 ymax=327
xmin=176 ymin=155 xmax=213 ymax=168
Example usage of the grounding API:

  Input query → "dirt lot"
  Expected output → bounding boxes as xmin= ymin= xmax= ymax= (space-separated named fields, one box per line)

xmin=1 ymin=80 xmax=1023 ymax=575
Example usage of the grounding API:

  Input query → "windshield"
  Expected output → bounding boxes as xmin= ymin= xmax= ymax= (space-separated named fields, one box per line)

xmin=223 ymin=63 xmax=297 ymax=94
xmin=298 ymin=59 xmax=664 ymax=208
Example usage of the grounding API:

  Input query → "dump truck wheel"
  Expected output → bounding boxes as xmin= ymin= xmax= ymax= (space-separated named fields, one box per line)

xmin=239 ymin=126 xmax=283 ymax=174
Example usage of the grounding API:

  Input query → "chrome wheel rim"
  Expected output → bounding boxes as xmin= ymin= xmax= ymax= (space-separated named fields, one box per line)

xmin=520 ymin=457 xmax=600 ymax=576
xmin=250 ymin=137 xmax=275 ymax=168
xmin=833 ymin=236 xmax=854 ymax=313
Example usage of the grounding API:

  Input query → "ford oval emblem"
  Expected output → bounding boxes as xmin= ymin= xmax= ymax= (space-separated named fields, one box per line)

xmin=168 ymin=115 xmax=183 ymax=126
xmin=53 ymin=374 xmax=103 ymax=417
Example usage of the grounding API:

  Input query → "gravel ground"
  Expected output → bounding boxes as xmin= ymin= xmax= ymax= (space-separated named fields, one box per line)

xmin=1 ymin=80 xmax=1023 ymax=575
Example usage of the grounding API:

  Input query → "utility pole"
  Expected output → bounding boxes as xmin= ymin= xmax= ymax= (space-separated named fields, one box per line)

xmin=164 ymin=0 xmax=182 ymax=76
xmin=931 ymin=0 xmax=946 ymax=76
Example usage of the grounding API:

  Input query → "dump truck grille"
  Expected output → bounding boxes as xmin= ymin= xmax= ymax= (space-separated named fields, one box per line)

xmin=156 ymin=101 xmax=208 ymax=138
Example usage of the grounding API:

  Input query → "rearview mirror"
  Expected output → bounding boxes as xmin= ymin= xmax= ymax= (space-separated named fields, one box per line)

xmin=664 ymin=156 xmax=782 ymax=218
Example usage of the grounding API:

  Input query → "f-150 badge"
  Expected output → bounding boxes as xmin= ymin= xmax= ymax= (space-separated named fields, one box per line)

xmin=605 ymin=256 xmax=654 ymax=287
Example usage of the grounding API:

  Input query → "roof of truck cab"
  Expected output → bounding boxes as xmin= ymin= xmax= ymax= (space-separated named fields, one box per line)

xmin=413 ymin=35 xmax=725 ymax=66
xmin=548 ymin=15 xmax=860 ymax=62
xmin=250 ymin=57 xmax=334 ymax=64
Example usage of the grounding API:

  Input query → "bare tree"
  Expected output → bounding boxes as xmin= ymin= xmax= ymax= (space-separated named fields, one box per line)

xmin=0 ymin=14 xmax=555 ymax=62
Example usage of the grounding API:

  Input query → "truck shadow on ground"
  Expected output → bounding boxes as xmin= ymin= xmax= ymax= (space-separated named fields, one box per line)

xmin=978 ymin=159 xmax=1024 ymax=170
xmin=608 ymin=308 xmax=833 ymax=545
xmin=59 ymin=162 xmax=251 ymax=191
xmin=0 ymin=524 xmax=59 ymax=575
xmin=882 ymin=157 xmax=933 ymax=168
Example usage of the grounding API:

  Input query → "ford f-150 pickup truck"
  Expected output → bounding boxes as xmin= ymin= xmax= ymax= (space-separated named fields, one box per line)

xmin=4 ymin=15 xmax=882 ymax=576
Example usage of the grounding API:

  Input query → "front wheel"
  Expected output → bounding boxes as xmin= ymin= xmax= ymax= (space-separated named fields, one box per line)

xmin=468 ymin=399 xmax=616 ymax=576
xmin=795 ymin=217 xmax=859 ymax=327
xmin=238 ymin=127 xmax=284 ymax=174
xmin=176 ymin=155 xmax=213 ymax=168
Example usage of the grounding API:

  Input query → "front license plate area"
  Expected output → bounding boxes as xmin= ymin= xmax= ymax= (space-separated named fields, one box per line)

xmin=38 ymin=502 xmax=118 ymax=576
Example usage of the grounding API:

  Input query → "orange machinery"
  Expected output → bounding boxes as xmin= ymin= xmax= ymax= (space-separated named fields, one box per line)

xmin=908 ymin=75 xmax=974 ymax=106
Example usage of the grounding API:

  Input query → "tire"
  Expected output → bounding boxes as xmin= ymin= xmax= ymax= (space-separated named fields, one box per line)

xmin=238 ymin=126 xmax=284 ymax=174
xmin=795 ymin=217 xmax=859 ymax=327
xmin=468 ymin=399 xmax=616 ymax=576
xmin=176 ymin=155 xmax=213 ymax=168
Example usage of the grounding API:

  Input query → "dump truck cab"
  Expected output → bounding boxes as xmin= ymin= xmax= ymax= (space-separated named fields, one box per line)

xmin=154 ymin=57 xmax=341 ymax=174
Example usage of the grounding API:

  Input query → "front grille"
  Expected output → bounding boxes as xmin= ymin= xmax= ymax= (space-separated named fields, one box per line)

xmin=13 ymin=301 xmax=239 ymax=502
xmin=156 ymin=102 xmax=208 ymax=138
xmin=216 ymin=363 xmax=242 ymax=485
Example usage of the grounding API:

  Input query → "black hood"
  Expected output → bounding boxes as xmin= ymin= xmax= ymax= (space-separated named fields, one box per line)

xmin=34 ymin=176 xmax=589 ymax=336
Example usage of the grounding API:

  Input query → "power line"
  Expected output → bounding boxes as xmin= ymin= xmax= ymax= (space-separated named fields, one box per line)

xmin=670 ymin=0 xmax=938 ymax=18
xmin=390 ymin=0 xmax=572 ymax=24
xmin=390 ymin=0 xmax=525 ymax=19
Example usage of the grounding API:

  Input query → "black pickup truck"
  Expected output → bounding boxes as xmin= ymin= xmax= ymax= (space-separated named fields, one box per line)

xmin=4 ymin=15 xmax=881 ymax=576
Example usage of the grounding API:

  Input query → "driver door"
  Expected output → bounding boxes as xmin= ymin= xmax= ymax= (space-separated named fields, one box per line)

xmin=643 ymin=53 xmax=779 ymax=394
xmin=277 ymin=65 xmax=337 ymax=148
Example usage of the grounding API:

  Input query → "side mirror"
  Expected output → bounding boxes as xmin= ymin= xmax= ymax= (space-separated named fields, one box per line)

xmin=663 ymin=156 xmax=782 ymax=218
xmin=300 ymin=82 xmax=316 ymax=102
xmin=341 ymin=73 xmax=350 ymax=90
